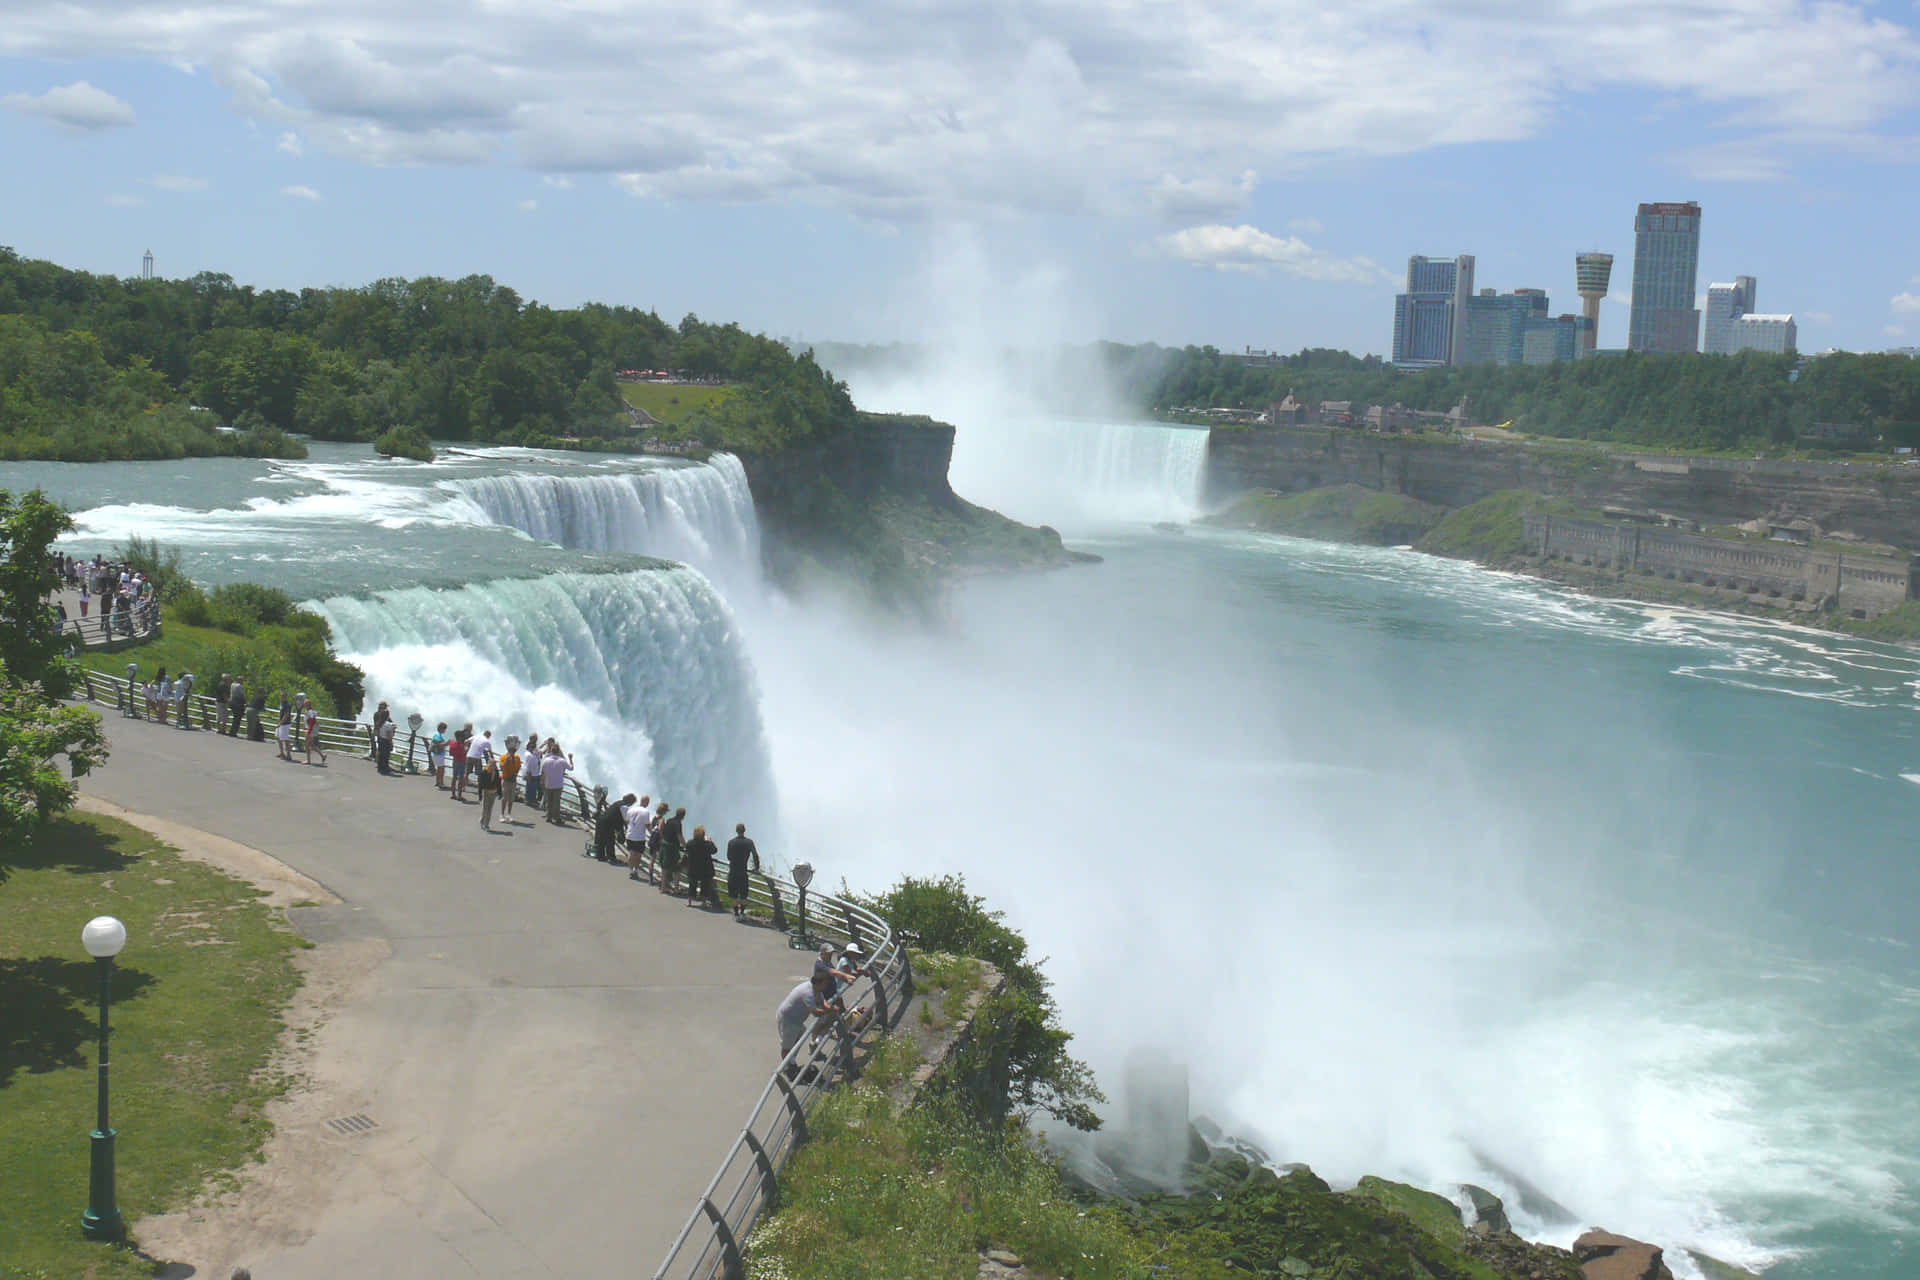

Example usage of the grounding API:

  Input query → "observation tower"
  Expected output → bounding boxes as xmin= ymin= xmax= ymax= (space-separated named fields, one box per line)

xmin=1575 ymin=252 xmax=1613 ymax=356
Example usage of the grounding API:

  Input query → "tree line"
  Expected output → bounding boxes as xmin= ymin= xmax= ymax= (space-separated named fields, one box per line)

xmin=1143 ymin=344 xmax=1920 ymax=451
xmin=0 ymin=247 xmax=856 ymax=460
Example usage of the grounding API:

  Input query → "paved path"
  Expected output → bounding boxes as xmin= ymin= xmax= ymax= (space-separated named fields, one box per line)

xmin=81 ymin=712 xmax=809 ymax=1279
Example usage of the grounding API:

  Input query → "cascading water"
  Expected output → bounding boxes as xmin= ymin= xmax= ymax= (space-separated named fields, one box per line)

xmin=311 ymin=566 xmax=777 ymax=834
xmin=445 ymin=454 xmax=761 ymax=581
xmin=946 ymin=416 xmax=1210 ymax=528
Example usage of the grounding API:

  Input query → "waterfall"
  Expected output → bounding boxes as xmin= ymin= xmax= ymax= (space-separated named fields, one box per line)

xmin=946 ymin=417 xmax=1210 ymax=527
xmin=311 ymin=566 xmax=777 ymax=834
xmin=445 ymin=454 xmax=761 ymax=580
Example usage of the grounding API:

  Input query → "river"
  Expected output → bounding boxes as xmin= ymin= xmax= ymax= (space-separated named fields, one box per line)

xmin=7 ymin=421 xmax=1916 ymax=1279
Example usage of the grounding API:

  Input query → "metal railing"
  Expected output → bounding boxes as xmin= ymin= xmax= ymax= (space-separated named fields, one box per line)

xmin=74 ymin=666 xmax=912 ymax=1277
xmin=57 ymin=601 xmax=161 ymax=650
xmin=651 ymin=883 xmax=912 ymax=1280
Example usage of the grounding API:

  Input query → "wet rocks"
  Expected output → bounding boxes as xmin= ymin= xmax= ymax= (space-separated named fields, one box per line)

xmin=1573 ymin=1230 xmax=1675 ymax=1280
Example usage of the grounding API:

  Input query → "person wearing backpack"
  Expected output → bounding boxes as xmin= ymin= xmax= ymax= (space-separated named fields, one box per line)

xmin=477 ymin=755 xmax=502 ymax=832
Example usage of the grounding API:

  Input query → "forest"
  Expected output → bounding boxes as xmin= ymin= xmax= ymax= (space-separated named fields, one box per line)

xmin=1142 ymin=343 xmax=1920 ymax=451
xmin=0 ymin=247 xmax=855 ymax=460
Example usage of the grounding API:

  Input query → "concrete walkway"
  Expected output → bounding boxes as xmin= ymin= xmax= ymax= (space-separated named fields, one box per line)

xmin=80 ymin=712 xmax=810 ymax=1279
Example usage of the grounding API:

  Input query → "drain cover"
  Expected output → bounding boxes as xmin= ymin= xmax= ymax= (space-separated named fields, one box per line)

xmin=325 ymin=1113 xmax=379 ymax=1136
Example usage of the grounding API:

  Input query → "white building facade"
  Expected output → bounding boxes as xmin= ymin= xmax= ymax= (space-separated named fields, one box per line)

xmin=1728 ymin=313 xmax=1797 ymax=354
xmin=1703 ymin=276 xmax=1757 ymax=354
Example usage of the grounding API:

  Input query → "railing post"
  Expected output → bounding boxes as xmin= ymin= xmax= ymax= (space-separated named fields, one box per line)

xmin=766 ymin=876 xmax=787 ymax=932
xmin=771 ymin=1068 xmax=806 ymax=1144
xmin=698 ymin=1197 xmax=745 ymax=1280
xmin=740 ymin=1129 xmax=780 ymax=1215
xmin=841 ymin=904 xmax=862 ymax=951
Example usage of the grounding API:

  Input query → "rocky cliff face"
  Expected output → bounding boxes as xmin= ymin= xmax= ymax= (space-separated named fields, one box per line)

xmin=1208 ymin=427 xmax=1920 ymax=549
xmin=737 ymin=413 xmax=1080 ymax=609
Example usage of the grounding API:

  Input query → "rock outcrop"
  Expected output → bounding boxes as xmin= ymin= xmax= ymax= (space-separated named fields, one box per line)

xmin=1573 ymin=1229 xmax=1676 ymax=1280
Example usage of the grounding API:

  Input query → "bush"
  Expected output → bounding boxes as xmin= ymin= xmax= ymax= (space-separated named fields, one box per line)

xmin=373 ymin=424 xmax=435 ymax=461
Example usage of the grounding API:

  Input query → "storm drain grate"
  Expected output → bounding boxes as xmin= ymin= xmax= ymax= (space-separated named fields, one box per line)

xmin=325 ymin=1113 xmax=379 ymax=1136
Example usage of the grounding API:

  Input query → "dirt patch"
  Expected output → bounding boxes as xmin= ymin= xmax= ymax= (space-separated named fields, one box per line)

xmin=71 ymin=799 xmax=391 ymax=1276
xmin=77 ymin=795 xmax=339 ymax=910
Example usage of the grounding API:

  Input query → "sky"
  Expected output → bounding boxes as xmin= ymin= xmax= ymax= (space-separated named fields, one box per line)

xmin=2 ymin=0 xmax=1919 ymax=359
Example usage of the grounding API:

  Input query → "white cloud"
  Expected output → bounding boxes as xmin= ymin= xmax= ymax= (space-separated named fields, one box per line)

xmin=277 ymin=130 xmax=303 ymax=155
xmin=516 ymin=197 xmax=537 ymax=212
xmin=2 ymin=80 xmax=135 ymax=132
xmin=147 ymin=174 xmax=207 ymax=192
xmin=281 ymin=184 xmax=322 ymax=201
xmin=1288 ymin=217 xmax=1325 ymax=234
xmin=0 ymin=2 xmax=1916 ymax=215
xmin=1892 ymin=292 xmax=1920 ymax=314
xmin=104 ymin=193 xmax=145 ymax=207
xmin=541 ymin=175 xmax=574 ymax=190
xmin=1160 ymin=224 xmax=1390 ymax=284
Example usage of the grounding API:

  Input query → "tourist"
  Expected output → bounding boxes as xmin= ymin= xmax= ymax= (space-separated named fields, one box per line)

xmin=477 ymin=753 xmax=502 ymax=831
xmin=646 ymin=802 xmax=667 ymax=881
xmin=524 ymin=736 xmax=544 ymax=809
xmin=173 ymin=671 xmax=193 ymax=728
xmin=303 ymin=700 xmax=326 ymax=764
xmin=775 ymin=974 xmax=833 ymax=1061
xmin=153 ymin=668 xmax=171 ymax=724
xmin=684 ymin=824 xmax=720 ymax=908
xmin=726 ymin=823 xmax=760 ymax=919
xmin=814 ymin=945 xmax=857 ymax=1000
xmin=540 ymin=742 xmax=573 ymax=824
xmin=449 ymin=730 xmax=470 ymax=801
xmin=476 ymin=728 xmax=495 ymax=769
xmin=78 ymin=581 xmax=89 ymax=619
xmin=371 ymin=701 xmax=391 ymax=761
xmin=499 ymin=738 xmax=521 ymax=819
xmin=429 ymin=722 xmax=449 ymax=788
xmin=658 ymin=805 xmax=686 ymax=893
xmin=274 ymin=705 xmax=294 ymax=761
xmin=226 ymin=675 xmax=246 ymax=736
xmin=247 ymin=688 xmax=267 ymax=741
xmin=375 ymin=712 xmax=396 ymax=774
xmin=626 ymin=794 xmax=652 ymax=881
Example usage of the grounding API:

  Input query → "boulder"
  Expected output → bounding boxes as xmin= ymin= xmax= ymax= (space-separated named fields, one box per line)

xmin=1573 ymin=1230 xmax=1674 ymax=1280
xmin=1461 ymin=1183 xmax=1511 ymax=1235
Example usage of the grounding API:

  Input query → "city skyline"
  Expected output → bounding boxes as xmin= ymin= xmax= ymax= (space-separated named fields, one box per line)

xmin=2 ymin=2 xmax=1917 ymax=360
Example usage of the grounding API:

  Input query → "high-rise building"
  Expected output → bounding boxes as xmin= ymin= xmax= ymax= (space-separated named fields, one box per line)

xmin=1574 ymin=252 xmax=1613 ymax=356
xmin=1703 ymin=276 xmax=1757 ymax=355
xmin=1391 ymin=254 xmax=1475 ymax=368
xmin=1628 ymin=201 xmax=1702 ymax=353
xmin=1460 ymin=288 xmax=1550 ymax=366
xmin=1522 ymin=314 xmax=1585 ymax=365
xmin=1728 ymin=314 xmax=1796 ymax=355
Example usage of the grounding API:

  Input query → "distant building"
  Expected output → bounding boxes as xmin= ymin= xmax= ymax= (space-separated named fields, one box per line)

xmin=1317 ymin=400 xmax=1356 ymax=426
xmin=1728 ymin=313 xmax=1797 ymax=355
xmin=1574 ymin=252 xmax=1613 ymax=355
xmin=1522 ymin=314 xmax=1586 ymax=365
xmin=1628 ymin=201 xmax=1702 ymax=353
xmin=1460 ymin=288 xmax=1549 ymax=366
xmin=1703 ymin=276 xmax=1757 ymax=355
xmin=1391 ymin=254 xmax=1475 ymax=368
xmin=1269 ymin=392 xmax=1310 ymax=425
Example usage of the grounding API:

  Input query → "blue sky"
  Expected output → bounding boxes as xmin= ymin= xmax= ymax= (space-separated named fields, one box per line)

xmin=2 ymin=1 xmax=1918 ymax=359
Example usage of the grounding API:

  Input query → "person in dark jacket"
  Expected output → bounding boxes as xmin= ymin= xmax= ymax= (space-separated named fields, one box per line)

xmin=593 ymin=793 xmax=632 ymax=863
xmin=246 ymin=689 xmax=266 ymax=741
xmin=226 ymin=675 xmax=246 ymax=736
xmin=658 ymin=806 xmax=686 ymax=895
xmin=684 ymin=824 xmax=719 ymax=908
xmin=725 ymin=823 xmax=760 ymax=919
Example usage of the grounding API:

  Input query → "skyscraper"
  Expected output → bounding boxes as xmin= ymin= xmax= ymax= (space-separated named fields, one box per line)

xmin=1703 ymin=276 xmax=1757 ymax=355
xmin=1628 ymin=202 xmax=1702 ymax=353
xmin=1460 ymin=288 xmax=1550 ymax=366
xmin=1574 ymin=252 xmax=1613 ymax=355
xmin=1391 ymin=254 xmax=1475 ymax=368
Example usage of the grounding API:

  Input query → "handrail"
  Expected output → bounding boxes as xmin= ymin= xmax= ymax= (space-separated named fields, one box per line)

xmin=56 ymin=600 xmax=162 ymax=650
xmin=71 ymin=666 xmax=912 ymax=1278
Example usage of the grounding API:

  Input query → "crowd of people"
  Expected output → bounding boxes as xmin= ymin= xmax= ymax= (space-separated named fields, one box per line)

xmin=111 ymin=671 xmax=884 ymax=1070
xmin=50 ymin=551 xmax=161 ymax=639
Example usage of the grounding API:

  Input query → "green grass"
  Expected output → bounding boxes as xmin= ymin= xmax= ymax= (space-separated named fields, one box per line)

xmin=744 ymin=1090 xmax=1160 ymax=1280
xmin=1824 ymin=600 xmax=1920 ymax=643
xmin=75 ymin=621 xmax=351 ymax=720
xmin=617 ymin=381 xmax=735 ymax=426
xmin=0 ymin=812 xmax=305 ymax=1279
xmin=1206 ymin=485 xmax=1445 ymax=545
xmin=1417 ymin=490 xmax=1585 ymax=560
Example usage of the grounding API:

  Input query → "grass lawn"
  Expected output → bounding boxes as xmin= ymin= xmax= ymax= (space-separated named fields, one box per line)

xmin=0 ymin=812 xmax=305 ymax=1280
xmin=617 ymin=380 xmax=733 ymax=426
xmin=73 ymin=621 xmax=350 ymax=720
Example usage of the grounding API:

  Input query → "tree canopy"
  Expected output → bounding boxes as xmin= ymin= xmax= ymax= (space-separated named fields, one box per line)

xmin=0 ymin=247 xmax=856 ymax=459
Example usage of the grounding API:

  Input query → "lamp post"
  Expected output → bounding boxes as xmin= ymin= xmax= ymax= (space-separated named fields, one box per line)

xmin=790 ymin=862 xmax=817 ymax=950
xmin=80 ymin=915 xmax=127 ymax=1241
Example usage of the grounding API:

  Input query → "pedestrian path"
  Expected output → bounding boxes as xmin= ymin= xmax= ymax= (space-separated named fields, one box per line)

xmin=80 ymin=712 xmax=812 ymax=1280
